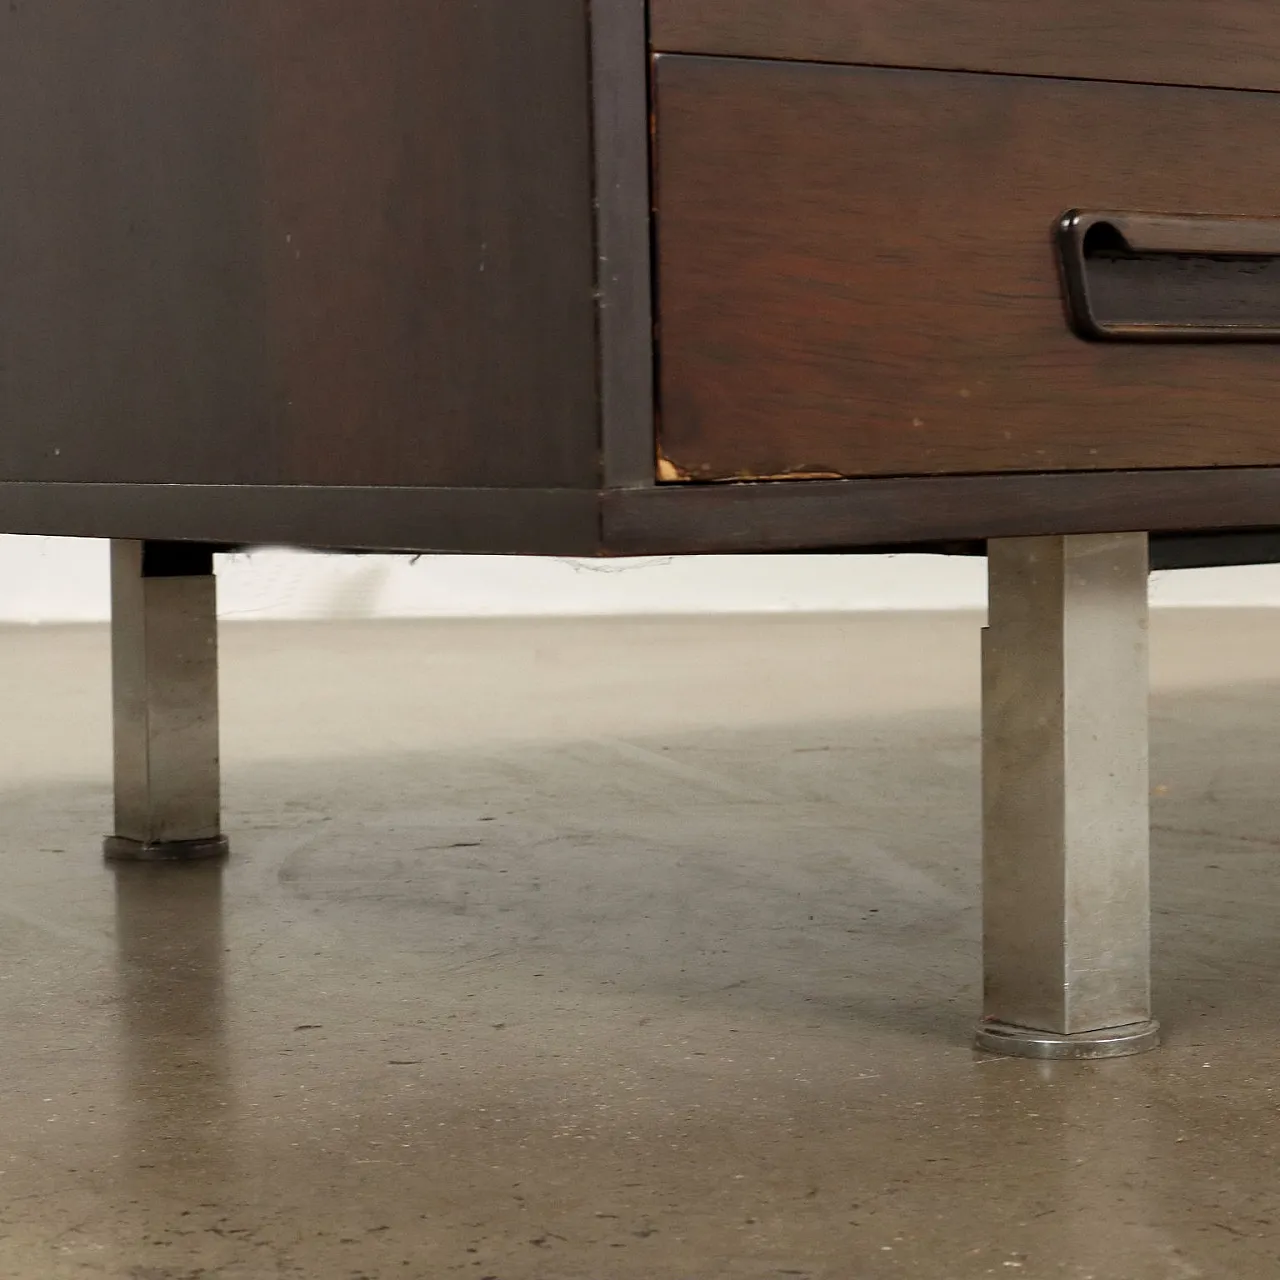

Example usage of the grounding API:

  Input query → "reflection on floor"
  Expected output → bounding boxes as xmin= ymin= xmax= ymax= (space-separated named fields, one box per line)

xmin=0 ymin=612 xmax=1275 ymax=1278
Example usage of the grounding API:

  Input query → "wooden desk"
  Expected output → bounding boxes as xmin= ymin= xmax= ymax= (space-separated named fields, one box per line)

xmin=6 ymin=1 xmax=1276 ymax=1058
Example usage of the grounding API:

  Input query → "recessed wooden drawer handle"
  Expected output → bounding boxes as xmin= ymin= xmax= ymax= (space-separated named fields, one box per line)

xmin=1058 ymin=210 xmax=1280 ymax=341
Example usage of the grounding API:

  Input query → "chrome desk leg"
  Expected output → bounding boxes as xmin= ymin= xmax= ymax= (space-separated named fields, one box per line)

xmin=975 ymin=534 xmax=1158 ymax=1059
xmin=104 ymin=541 xmax=229 ymax=862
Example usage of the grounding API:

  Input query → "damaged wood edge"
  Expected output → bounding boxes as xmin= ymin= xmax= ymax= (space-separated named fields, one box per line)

xmin=655 ymin=448 xmax=844 ymax=484
xmin=656 ymin=451 xmax=686 ymax=481
xmin=741 ymin=469 xmax=847 ymax=482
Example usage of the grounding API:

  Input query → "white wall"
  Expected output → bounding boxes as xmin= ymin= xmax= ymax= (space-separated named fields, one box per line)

xmin=2 ymin=535 xmax=1279 ymax=623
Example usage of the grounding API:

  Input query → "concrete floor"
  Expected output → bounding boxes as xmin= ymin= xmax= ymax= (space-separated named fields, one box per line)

xmin=0 ymin=611 xmax=1278 ymax=1278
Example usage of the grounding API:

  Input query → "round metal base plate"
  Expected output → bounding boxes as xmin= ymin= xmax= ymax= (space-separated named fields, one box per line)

xmin=974 ymin=1019 xmax=1161 ymax=1060
xmin=104 ymin=835 xmax=230 ymax=864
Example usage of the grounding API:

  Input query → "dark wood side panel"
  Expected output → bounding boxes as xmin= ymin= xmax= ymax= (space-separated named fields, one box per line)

xmin=655 ymin=58 xmax=1280 ymax=481
xmin=0 ymin=485 xmax=601 ymax=555
xmin=650 ymin=0 xmax=1280 ymax=94
xmin=251 ymin=2 xmax=599 ymax=487
xmin=0 ymin=2 xmax=600 ymax=488
xmin=0 ymin=4 xmax=267 ymax=485
xmin=590 ymin=0 xmax=658 ymax=488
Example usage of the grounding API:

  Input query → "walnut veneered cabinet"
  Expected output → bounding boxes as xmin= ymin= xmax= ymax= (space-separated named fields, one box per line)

xmin=5 ymin=0 xmax=1280 ymax=556
xmin=7 ymin=2 xmax=1280 ymax=1059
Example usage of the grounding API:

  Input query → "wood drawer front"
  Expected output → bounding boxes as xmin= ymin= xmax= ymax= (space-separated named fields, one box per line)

xmin=650 ymin=1 xmax=1280 ymax=94
xmin=655 ymin=57 xmax=1280 ymax=483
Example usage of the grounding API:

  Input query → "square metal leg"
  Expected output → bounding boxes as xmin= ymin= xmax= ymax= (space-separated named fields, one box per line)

xmin=976 ymin=533 xmax=1158 ymax=1059
xmin=104 ymin=541 xmax=229 ymax=862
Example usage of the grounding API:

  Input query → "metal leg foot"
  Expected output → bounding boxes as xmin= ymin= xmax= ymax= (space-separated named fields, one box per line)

xmin=976 ymin=534 xmax=1157 ymax=1057
xmin=103 ymin=834 xmax=230 ymax=864
xmin=106 ymin=541 xmax=228 ymax=862
xmin=974 ymin=1020 xmax=1160 ymax=1061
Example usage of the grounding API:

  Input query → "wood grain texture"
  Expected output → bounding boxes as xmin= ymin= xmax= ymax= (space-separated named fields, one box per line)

xmin=6 ymin=468 xmax=1280 ymax=556
xmin=0 ymin=2 xmax=600 ymax=487
xmin=0 ymin=485 xmax=601 ymax=555
xmin=0 ymin=3 xmax=266 ymax=485
xmin=650 ymin=0 xmax=1280 ymax=93
xmin=602 ymin=471 xmax=1280 ymax=556
xmin=590 ymin=0 xmax=658 ymax=487
xmin=250 ymin=1 xmax=599 ymax=487
xmin=655 ymin=58 xmax=1280 ymax=481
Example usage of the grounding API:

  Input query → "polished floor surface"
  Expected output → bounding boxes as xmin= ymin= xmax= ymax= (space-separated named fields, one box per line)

xmin=0 ymin=611 xmax=1277 ymax=1278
